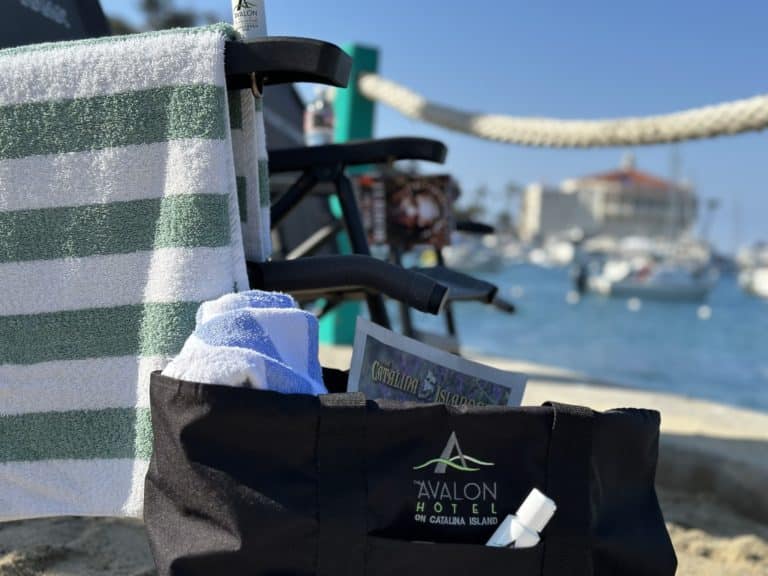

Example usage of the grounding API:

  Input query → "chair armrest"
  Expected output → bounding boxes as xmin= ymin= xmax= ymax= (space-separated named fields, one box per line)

xmin=225 ymin=37 xmax=351 ymax=90
xmin=268 ymin=137 xmax=447 ymax=173
xmin=248 ymin=255 xmax=448 ymax=315
xmin=492 ymin=296 xmax=516 ymax=314
xmin=410 ymin=266 xmax=498 ymax=304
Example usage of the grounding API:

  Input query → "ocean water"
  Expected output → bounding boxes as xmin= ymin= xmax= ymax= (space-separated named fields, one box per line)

xmin=411 ymin=264 xmax=768 ymax=412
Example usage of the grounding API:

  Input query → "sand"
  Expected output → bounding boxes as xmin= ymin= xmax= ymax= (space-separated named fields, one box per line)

xmin=661 ymin=488 xmax=768 ymax=575
xmin=0 ymin=489 xmax=765 ymax=575
xmin=0 ymin=517 xmax=153 ymax=576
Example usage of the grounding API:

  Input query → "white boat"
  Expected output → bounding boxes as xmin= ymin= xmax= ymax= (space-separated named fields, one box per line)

xmin=736 ymin=243 xmax=768 ymax=270
xmin=737 ymin=244 xmax=768 ymax=299
xmin=546 ymin=240 xmax=576 ymax=266
xmin=527 ymin=240 xmax=576 ymax=268
xmin=527 ymin=247 xmax=552 ymax=268
xmin=740 ymin=267 xmax=768 ymax=299
xmin=499 ymin=239 xmax=526 ymax=264
xmin=441 ymin=234 xmax=503 ymax=273
xmin=588 ymin=259 xmax=718 ymax=301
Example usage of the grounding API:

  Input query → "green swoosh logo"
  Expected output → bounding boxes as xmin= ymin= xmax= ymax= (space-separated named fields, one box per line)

xmin=413 ymin=454 xmax=495 ymax=472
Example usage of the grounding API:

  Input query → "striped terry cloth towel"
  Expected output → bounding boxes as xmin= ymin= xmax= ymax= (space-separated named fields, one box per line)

xmin=0 ymin=24 xmax=271 ymax=521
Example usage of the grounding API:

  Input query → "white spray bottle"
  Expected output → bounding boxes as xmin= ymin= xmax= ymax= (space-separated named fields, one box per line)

xmin=486 ymin=488 xmax=557 ymax=548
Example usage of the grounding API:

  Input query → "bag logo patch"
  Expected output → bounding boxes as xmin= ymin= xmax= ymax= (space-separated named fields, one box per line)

xmin=411 ymin=432 xmax=499 ymax=527
xmin=413 ymin=431 xmax=495 ymax=474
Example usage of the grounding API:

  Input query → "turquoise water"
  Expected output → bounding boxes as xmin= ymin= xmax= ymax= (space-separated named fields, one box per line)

xmin=412 ymin=264 xmax=768 ymax=412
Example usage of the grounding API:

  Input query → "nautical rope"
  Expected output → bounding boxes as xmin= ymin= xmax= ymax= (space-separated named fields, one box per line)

xmin=358 ymin=73 xmax=768 ymax=148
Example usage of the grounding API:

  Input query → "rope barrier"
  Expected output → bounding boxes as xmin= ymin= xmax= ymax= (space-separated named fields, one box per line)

xmin=358 ymin=73 xmax=768 ymax=148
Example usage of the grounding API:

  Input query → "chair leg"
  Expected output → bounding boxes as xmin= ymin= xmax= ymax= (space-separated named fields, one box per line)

xmin=391 ymin=248 xmax=416 ymax=338
xmin=436 ymin=249 xmax=458 ymax=337
xmin=271 ymin=170 xmax=319 ymax=227
xmin=286 ymin=221 xmax=344 ymax=260
xmin=334 ymin=172 xmax=391 ymax=329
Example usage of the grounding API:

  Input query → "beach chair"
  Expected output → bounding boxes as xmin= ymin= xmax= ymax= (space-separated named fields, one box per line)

xmin=270 ymin=150 xmax=516 ymax=350
xmin=0 ymin=0 xmax=449 ymax=321
xmin=0 ymin=2 xmax=448 ymax=525
xmin=268 ymin=137 xmax=450 ymax=328
xmin=268 ymin=139 xmax=517 ymax=341
xmin=1 ymin=1 xmax=490 ymax=333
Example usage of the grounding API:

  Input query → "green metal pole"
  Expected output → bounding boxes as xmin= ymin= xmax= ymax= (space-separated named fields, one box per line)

xmin=334 ymin=44 xmax=379 ymax=144
xmin=319 ymin=44 xmax=380 ymax=345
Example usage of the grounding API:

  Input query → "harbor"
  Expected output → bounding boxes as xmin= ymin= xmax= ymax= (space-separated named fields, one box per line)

xmin=420 ymin=261 xmax=768 ymax=412
xmin=418 ymin=153 xmax=768 ymax=414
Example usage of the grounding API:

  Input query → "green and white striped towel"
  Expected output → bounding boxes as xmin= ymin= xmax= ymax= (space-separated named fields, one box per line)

xmin=0 ymin=24 xmax=269 ymax=520
xmin=230 ymin=90 xmax=272 ymax=262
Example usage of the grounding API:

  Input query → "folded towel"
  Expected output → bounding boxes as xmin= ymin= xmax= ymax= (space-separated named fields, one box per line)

xmin=0 ymin=25 xmax=263 ymax=521
xmin=162 ymin=304 xmax=326 ymax=395
xmin=163 ymin=310 xmax=327 ymax=395
xmin=196 ymin=290 xmax=296 ymax=325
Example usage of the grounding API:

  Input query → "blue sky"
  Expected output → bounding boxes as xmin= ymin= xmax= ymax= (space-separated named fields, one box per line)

xmin=103 ymin=0 xmax=768 ymax=253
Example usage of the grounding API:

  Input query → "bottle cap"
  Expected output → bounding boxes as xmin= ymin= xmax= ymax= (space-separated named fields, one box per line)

xmin=515 ymin=488 xmax=557 ymax=533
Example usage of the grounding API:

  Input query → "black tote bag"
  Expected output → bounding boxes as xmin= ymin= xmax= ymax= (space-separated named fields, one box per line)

xmin=144 ymin=371 xmax=676 ymax=576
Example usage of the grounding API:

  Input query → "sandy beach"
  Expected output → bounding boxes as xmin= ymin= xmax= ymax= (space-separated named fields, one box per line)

xmin=1 ymin=350 xmax=766 ymax=575
xmin=1 ymin=489 xmax=765 ymax=576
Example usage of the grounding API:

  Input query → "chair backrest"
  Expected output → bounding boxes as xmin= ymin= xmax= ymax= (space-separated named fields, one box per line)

xmin=0 ymin=0 xmax=110 ymax=49
xmin=263 ymin=84 xmax=306 ymax=149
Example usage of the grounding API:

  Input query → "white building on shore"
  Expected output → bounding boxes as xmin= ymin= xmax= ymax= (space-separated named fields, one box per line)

xmin=519 ymin=155 xmax=698 ymax=242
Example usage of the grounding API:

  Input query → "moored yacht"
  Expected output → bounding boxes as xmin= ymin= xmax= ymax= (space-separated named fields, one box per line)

xmin=585 ymin=237 xmax=718 ymax=301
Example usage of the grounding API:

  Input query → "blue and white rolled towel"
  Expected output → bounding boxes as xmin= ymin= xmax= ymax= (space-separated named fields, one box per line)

xmin=163 ymin=291 xmax=326 ymax=395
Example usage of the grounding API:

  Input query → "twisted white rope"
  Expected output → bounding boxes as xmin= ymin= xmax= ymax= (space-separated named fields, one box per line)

xmin=358 ymin=73 xmax=768 ymax=148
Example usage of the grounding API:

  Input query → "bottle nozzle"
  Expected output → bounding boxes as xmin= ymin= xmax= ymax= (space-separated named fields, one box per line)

xmin=516 ymin=488 xmax=557 ymax=533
